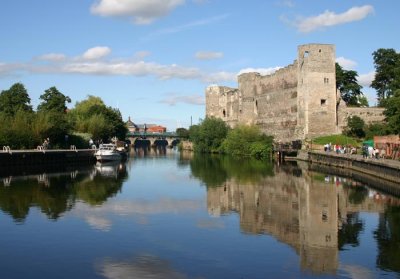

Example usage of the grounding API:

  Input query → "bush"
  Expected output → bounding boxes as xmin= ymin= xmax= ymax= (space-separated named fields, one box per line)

xmin=68 ymin=132 xmax=92 ymax=149
xmin=365 ymin=123 xmax=390 ymax=140
xmin=221 ymin=125 xmax=273 ymax=160
xmin=190 ymin=117 xmax=230 ymax=153
xmin=345 ymin=116 xmax=366 ymax=138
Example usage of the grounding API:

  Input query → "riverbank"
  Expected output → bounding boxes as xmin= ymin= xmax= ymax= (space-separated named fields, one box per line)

xmin=297 ymin=150 xmax=400 ymax=185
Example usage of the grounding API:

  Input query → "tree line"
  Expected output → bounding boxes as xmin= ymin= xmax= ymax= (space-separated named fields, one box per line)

xmin=178 ymin=117 xmax=274 ymax=161
xmin=333 ymin=48 xmax=400 ymax=136
xmin=0 ymin=83 xmax=127 ymax=149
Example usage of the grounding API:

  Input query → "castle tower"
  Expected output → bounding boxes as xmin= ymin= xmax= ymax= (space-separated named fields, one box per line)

xmin=297 ymin=44 xmax=337 ymax=139
xmin=205 ymin=85 xmax=239 ymax=127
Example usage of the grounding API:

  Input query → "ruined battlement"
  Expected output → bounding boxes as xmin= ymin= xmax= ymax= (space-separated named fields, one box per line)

xmin=205 ymin=43 xmax=384 ymax=141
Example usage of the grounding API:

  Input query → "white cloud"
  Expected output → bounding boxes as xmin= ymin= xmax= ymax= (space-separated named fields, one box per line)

xmin=0 ymin=49 xmax=283 ymax=86
xmin=202 ymin=71 xmax=236 ymax=83
xmin=143 ymin=14 xmax=229 ymax=40
xmin=0 ymin=62 xmax=23 ymax=75
xmin=60 ymin=61 xmax=202 ymax=80
xmin=238 ymin=67 xmax=281 ymax=76
xmin=160 ymin=94 xmax=205 ymax=106
xmin=195 ymin=51 xmax=224 ymax=60
xmin=294 ymin=5 xmax=374 ymax=33
xmin=82 ymin=46 xmax=112 ymax=60
xmin=37 ymin=53 xmax=66 ymax=62
xmin=91 ymin=0 xmax=185 ymax=24
xmin=336 ymin=57 xmax=357 ymax=70
xmin=358 ymin=71 xmax=375 ymax=87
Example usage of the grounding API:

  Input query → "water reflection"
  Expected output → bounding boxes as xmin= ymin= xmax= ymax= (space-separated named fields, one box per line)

xmin=190 ymin=155 xmax=400 ymax=275
xmin=189 ymin=154 xmax=274 ymax=187
xmin=0 ymin=162 xmax=128 ymax=222
xmin=1 ymin=152 xmax=400 ymax=277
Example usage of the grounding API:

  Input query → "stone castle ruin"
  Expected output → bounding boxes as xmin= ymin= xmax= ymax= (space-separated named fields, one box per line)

xmin=206 ymin=44 xmax=384 ymax=141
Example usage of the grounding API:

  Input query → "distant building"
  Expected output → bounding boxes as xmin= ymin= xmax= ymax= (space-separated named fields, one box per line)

xmin=126 ymin=117 xmax=166 ymax=133
xmin=126 ymin=117 xmax=138 ymax=133
xmin=147 ymin=125 xmax=167 ymax=133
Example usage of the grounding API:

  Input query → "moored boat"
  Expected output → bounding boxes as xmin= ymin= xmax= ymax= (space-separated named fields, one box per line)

xmin=95 ymin=144 xmax=121 ymax=162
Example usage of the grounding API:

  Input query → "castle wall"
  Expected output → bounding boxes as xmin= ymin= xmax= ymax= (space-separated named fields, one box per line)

xmin=205 ymin=86 xmax=239 ymax=127
xmin=237 ymin=64 xmax=299 ymax=140
xmin=205 ymin=44 xmax=384 ymax=142
xmin=337 ymin=103 xmax=385 ymax=132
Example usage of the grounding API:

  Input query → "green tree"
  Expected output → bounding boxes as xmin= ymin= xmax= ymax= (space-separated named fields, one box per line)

xmin=371 ymin=48 xmax=400 ymax=105
xmin=176 ymin=127 xmax=189 ymax=139
xmin=336 ymin=63 xmax=364 ymax=106
xmin=0 ymin=83 xmax=32 ymax=116
xmin=221 ymin=124 xmax=273 ymax=159
xmin=37 ymin=86 xmax=71 ymax=113
xmin=358 ymin=95 xmax=369 ymax=107
xmin=382 ymin=89 xmax=400 ymax=134
xmin=69 ymin=95 xmax=127 ymax=141
xmin=190 ymin=117 xmax=229 ymax=153
xmin=345 ymin=115 xmax=365 ymax=138
xmin=365 ymin=123 xmax=389 ymax=139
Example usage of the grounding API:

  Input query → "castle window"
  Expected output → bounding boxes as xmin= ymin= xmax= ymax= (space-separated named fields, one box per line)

xmin=322 ymin=211 xmax=328 ymax=222
xmin=304 ymin=51 xmax=309 ymax=58
xmin=321 ymin=99 xmax=327 ymax=106
xmin=324 ymin=77 xmax=329 ymax=84
xmin=319 ymin=49 xmax=321 ymax=53
xmin=223 ymin=109 xmax=226 ymax=117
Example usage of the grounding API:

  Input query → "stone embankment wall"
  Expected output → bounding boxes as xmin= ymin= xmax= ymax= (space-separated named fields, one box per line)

xmin=304 ymin=151 xmax=400 ymax=186
xmin=205 ymin=44 xmax=385 ymax=141
xmin=0 ymin=150 xmax=95 ymax=167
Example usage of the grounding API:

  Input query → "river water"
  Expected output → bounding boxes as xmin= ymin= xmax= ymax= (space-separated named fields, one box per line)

xmin=0 ymin=149 xmax=399 ymax=279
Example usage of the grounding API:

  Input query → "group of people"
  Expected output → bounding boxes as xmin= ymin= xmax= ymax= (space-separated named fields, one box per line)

xmin=323 ymin=142 xmax=383 ymax=159
xmin=323 ymin=143 xmax=356 ymax=155
xmin=362 ymin=144 xmax=382 ymax=159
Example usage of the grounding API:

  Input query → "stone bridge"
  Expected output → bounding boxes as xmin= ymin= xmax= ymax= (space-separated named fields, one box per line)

xmin=127 ymin=132 xmax=181 ymax=147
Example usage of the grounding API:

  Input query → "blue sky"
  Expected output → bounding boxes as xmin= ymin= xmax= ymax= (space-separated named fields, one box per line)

xmin=0 ymin=0 xmax=398 ymax=130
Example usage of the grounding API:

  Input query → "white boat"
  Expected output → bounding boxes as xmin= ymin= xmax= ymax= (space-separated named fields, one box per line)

xmin=95 ymin=144 xmax=121 ymax=162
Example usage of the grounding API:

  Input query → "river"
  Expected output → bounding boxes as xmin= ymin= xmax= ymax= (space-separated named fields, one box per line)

xmin=0 ymin=149 xmax=399 ymax=278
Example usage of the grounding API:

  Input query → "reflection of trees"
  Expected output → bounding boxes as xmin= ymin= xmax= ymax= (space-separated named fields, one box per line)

xmin=0 ymin=175 xmax=77 ymax=221
xmin=338 ymin=213 xmax=364 ymax=250
xmin=190 ymin=155 xmax=228 ymax=187
xmin=374 ymin=206 xmax=400 ymax=272
xmin=190 ymin=154 xmax=273 ymax=187
xmin=0 ymin=164 xmax=128 ymax=222
xmin=347 ymin=186 xmax=369 ymax=205
xmin=72 ymin=168 xmax=127 ymax=206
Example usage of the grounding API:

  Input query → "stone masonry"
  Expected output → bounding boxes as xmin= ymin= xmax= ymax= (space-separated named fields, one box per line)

xmin=206 ymin=44 xmax=384 ymax=141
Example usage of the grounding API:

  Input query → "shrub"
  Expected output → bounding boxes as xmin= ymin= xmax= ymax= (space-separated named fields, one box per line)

xmin=344 ymin=116 xmax=366 ymax=138
xmin=190 ymin=117 xmax=230 ymax=153
xmin=222 ymin=125 xmax=273 ymax=160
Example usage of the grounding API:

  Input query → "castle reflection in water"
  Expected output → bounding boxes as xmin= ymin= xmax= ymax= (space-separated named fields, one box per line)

xmin=204 ymin=161 xmax=399 ymax=275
